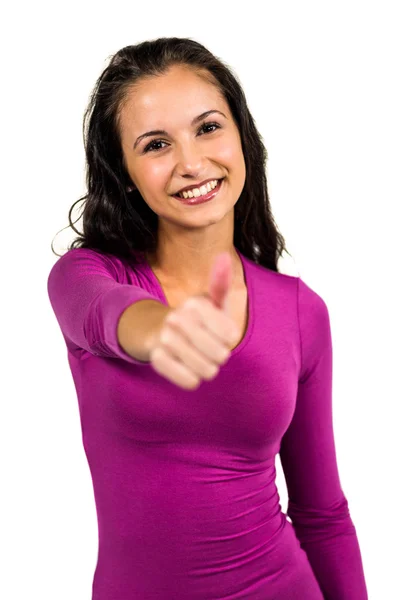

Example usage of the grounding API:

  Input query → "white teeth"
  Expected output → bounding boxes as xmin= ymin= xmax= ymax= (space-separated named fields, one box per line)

xmin=178 ymin=179 xmax=219 ymax=199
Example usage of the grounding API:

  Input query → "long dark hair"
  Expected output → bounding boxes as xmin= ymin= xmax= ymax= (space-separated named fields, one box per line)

xmin=51 ymin=36 xmax=291 ymax=272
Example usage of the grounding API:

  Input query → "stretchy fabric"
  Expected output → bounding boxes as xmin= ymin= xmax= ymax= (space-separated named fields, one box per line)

xmin=47 ymin=247 xmax=368 ymax=599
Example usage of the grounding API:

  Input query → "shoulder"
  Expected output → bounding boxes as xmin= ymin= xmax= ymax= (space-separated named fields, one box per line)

xmin=48 ymin=247 xmax=116 ymax=280
xmin=297 ymin=277 xmax=330 ymax=331
xmin=296 ymin=277 xmax=332 ymax=382
xmin=48 ymin=247 xmax=147 ymax=280
xmin=47 ymin=248 xmax=144 ymax=294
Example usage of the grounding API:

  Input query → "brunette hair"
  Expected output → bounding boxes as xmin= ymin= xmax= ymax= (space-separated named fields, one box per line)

xmin=51 ymin=36 xmax=291 ymax=272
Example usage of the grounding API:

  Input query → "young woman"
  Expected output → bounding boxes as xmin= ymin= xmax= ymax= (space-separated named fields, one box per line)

xmin=47 ymin=37 xmax=368 ymax=599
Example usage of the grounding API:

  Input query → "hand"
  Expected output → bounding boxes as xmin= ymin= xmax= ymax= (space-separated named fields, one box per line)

xmin=148 ymin=252 xmax=240 ymax=390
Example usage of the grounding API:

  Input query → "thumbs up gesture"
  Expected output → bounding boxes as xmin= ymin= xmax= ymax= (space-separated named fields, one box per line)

xmin=148 ymin=252 xmax=240 ymax=390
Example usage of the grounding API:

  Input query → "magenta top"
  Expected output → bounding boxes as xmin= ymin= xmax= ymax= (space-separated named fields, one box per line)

xmin=47 ymin=247 xmax=368 ymax=599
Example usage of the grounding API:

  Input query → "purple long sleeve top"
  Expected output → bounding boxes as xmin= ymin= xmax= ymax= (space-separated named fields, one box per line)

xmin=47 ymin=246 xmax=368 ymax=599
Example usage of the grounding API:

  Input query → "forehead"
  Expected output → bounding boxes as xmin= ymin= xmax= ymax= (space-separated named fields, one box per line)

xmin=119 ymin=66 xmax=226 ymax=131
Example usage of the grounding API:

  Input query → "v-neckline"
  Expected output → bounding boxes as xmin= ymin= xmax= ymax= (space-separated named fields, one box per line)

xmin=141 ymin=249 xmax=254 ymax=358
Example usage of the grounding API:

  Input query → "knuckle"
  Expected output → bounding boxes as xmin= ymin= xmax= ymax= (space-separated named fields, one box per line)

xmin=230 ymin=328 xmax=239 ymax=343
xmin=150 ymin=346 xmax=164 ymax=362
xmin=204 ymin=364 xmax=219 ymax=380
xmin=218 ymin=348 xmax=230 ymax=363
xmin=181 ymin=370 xmax=200 ymax=389
xmin=184 ymin=295 xmax=205 ymax=313
xmin=188 ymin=378 xmax=201 ymax=390
xmin=150 ymin=348 xmax=169 ymax=371
xmin=159 ymin=327 xmax=172 ymax=345
xmin=164 ymin=312 xmax=178 ymax=326
xmin=183 ymin=297 xmax=196 ymax=310
xmin=185 ymin=380 xmax=196 ymax=389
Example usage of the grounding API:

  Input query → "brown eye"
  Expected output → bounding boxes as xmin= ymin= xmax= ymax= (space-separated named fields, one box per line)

xmin=143 ymin=121 xmax=221 ymax=154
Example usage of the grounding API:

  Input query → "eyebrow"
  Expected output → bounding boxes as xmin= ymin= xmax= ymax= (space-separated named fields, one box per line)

xmin=133 ymin=109 xmax=227 ymax=150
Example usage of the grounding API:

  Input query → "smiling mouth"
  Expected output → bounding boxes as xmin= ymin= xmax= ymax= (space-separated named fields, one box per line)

xmin=171 ymin=178 xmax=225 ymax=203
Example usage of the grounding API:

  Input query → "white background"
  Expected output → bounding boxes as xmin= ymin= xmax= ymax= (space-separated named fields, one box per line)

xmin=1 ymin=1 xmax=399 ymax=598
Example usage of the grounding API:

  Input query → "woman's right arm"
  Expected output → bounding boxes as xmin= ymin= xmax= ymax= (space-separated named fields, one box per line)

xmin=117 ymin=299 xmax=171 ymax=362
xmin=47 ymin=248 xmax=168 ymax=365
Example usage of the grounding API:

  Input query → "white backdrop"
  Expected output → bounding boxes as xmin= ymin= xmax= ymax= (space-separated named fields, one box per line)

xmin=2 ymin=1 xmax=399 ymax=598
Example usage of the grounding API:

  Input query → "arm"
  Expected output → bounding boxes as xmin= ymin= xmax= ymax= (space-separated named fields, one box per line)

xmin=279 ymin=277 xmax=368 ymax=599
xmin=47 ymin=248 xmax=167 ymax=364
xmin=117 ymin=299 xmax=171 ymax=362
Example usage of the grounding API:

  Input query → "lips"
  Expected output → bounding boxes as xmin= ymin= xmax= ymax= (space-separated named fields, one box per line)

xmin=173 ymin=178 xmax=223 ymax=196
xmin=174 ymin=177 xmax=224 ymax=205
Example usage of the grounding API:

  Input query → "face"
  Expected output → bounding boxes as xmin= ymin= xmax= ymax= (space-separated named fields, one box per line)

xmin=119 ymin=65 xmax=246 ymax=234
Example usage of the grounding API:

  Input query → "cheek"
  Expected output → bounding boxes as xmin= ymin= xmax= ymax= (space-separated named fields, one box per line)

xmin=214 ymin=137 xmax=243 ymax=166
xmin=141 ymin=163 xmax=169 ymax=189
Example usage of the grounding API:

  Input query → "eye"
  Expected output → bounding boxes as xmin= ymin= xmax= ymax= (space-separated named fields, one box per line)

xmin=143 ymin=121 xmax=221 ymax=153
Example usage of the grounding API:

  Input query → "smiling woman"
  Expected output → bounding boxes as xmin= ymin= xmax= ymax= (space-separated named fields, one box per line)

xmin=115 ymin=61 xmax=248 ymax=279
xmin=48 ymin=36 xmax=368 ymax=600
xmin=51 ymin=37 xmax=289 ymax=274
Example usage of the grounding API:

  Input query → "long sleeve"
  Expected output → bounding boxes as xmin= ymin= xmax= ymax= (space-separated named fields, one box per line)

xmin=279 ymin=277 xmax=368 ymax=599
xmin=47 ymin=248 xmax=159 ymax=365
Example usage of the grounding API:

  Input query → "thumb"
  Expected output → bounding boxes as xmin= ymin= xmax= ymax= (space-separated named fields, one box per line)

xmin=207 ymin=252 xmax=234 ymax=314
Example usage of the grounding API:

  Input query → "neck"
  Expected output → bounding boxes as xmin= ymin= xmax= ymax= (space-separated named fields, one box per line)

xmin=146 ymin=246 xmax=244 ymax=293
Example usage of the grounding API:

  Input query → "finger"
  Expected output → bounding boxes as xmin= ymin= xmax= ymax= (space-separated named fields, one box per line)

xmin=163 ymin=316 xmax=230 ymax=368
xmin=150 ymin=345 xmax=200 ymax=390
xmin=208 ymin=252 xmax=233 ymax=313
xmin=179 ymin=297 xmax=238 ymax=347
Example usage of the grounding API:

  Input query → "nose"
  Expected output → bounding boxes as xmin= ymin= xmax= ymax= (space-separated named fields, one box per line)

xmin=174 ymin=139 xmax=204 ymax=173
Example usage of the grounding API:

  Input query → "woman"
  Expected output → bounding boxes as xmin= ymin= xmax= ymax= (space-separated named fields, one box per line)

xmin=47 ymin=37 xmax=368 ymax=599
